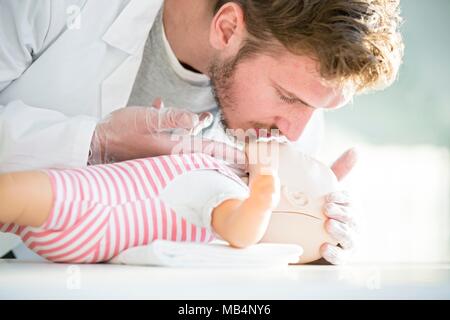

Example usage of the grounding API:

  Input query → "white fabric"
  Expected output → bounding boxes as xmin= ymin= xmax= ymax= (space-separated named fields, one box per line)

xmin=0 ymin=0 xmax=163 ymax=172
xmin=159 ymin=169 xmax=249 ymax=234
xmin=109 ymin=240 xmax=303 ymax=268
xmin=0 ymin=233 xmax=20 ymax=258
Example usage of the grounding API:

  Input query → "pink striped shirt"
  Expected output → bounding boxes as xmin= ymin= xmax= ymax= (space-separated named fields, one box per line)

xmin=0 ymin=153 xmax=245 ymax=263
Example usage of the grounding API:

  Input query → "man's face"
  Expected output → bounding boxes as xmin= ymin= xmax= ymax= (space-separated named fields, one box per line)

xmin=209 ymin=49 xmax=352 ymax=142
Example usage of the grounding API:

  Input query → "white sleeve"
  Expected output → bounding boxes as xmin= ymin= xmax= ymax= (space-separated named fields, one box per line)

xmin=0 ymin=0 xmax=98 ymax=172
xmin=159 ymin=170 xmax=249 ymax=233
xmin=0 ymin=101 xmax=97 ymax=172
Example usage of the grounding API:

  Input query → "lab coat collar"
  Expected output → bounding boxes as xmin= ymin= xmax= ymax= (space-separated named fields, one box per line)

xmin=100 ymin=0 xmax=164 ymax=116
xmin=102 ymin=0 xmax=164 ymax=55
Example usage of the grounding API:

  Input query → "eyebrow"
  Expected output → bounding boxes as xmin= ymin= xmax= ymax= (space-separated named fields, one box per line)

xmin=273 ymin=82 xmax=319 ymax=109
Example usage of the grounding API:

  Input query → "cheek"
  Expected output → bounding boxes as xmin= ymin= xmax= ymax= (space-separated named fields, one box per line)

xmin=231 ymin=83 xmax=275 ymax=120
xmin=231 ymin=61 xmax=275 ymax=107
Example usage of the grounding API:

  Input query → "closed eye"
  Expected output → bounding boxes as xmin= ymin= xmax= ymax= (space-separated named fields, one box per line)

xmin=274 ymin=83 xmax=318 ymax=109
xmin=276 ymin=88 xmax=299 ymax=105
xmin=279 ymin=94 xmax=299 ymax=105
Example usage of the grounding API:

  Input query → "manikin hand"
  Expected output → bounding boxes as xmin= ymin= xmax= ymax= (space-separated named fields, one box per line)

xmin=212 ymin=144 xmax=281 ymax=249
xmin=320 ymin=148 xmax=360 ymax=265
xmin=89 ymin=99 xmax=246 ymax=170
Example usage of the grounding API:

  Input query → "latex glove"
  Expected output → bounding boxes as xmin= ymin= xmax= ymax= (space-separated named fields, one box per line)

xmin=320 ymin=148 xmax=360 ymax=265
xmin=89 ymin=99 xmax=245 ymax=169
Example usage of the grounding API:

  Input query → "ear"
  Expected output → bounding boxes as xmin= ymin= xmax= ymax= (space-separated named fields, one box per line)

xmin=209 ymin=2 xmax=245 ymax=52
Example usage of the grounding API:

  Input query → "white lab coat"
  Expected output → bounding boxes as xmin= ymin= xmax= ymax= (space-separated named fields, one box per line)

xmin=0 ymin=0 xmax=163 ymax=258
xmin=0 ymin=0 xmax=324 ymax=259
xmin=0 ymin=0 xmax=164 ymax=172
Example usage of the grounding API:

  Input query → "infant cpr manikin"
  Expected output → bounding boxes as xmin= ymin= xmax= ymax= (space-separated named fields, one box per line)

xmin=248 ymin=141 xmax=339 ymax=264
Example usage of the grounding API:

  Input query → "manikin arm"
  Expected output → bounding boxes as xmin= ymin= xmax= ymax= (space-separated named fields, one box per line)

xmin=212 ymin=140 xmax=281 ymax=248
xmin=212 ymin=173 xmax=280 ymax=248
xmin=0 ymin=171 xmax=53 ymax=227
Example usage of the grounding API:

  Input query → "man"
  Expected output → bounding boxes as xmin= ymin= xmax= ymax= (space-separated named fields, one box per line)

xmin=0 ymin=0 xmax=403 ymax=263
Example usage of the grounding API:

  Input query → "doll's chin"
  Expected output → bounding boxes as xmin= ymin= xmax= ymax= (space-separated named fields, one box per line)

xmin=261 ymin=211 xmax=335 ymax=264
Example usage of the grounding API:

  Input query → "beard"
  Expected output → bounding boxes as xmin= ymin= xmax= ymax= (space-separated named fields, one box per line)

xmin=208 ymin=48 xmax=280 ymax=140
xmin=208 ymin=54 xmax=240 ymax=131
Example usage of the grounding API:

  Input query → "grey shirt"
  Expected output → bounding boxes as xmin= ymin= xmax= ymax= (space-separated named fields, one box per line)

xmin=128 ymin=8 xmax=216 ymax=113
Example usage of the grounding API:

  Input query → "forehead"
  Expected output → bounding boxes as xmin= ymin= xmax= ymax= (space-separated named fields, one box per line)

xmin=250 ymin=50 xmax=352 ymax=109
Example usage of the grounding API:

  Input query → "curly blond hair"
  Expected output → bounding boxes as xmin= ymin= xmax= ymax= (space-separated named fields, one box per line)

xmin=214 ymin=0 xmax=404 ymax=93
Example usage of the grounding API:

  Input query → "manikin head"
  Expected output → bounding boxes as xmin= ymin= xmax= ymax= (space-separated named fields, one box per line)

xmin=206 ymin=0 xmax=403 ymax=141
xmin=246 ymin=140 xmax=339 ymax=263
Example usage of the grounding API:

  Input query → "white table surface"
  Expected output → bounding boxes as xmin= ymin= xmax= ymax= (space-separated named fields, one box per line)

xmin=1 ymin=260 xmax=449 ymax=299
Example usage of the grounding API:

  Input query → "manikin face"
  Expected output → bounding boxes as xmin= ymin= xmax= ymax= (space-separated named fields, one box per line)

xmin=246 ymin=140 xmax=339 ymax=264
xmin=209 ymin=50 xmax=352 ymax=142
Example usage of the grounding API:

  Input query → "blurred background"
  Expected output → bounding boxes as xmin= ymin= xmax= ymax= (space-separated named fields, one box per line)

xmin=319 ymin=0 xmax=450 ymax=263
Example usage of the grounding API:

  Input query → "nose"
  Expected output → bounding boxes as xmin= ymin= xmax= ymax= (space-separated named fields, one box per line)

xmin=275 ymin=108 xmax=315 ymax=141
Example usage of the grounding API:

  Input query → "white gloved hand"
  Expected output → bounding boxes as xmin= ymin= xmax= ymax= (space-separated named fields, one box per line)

xmin=89 ymin=99 xmax=245 ymax=170
xmin=320 ymin=149 xmax=360 ymax=265
xmin=321 ymin=190 xmax=360 ymax=265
